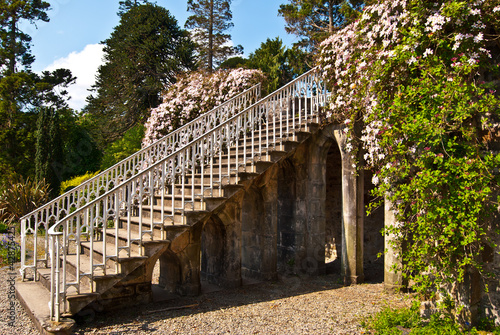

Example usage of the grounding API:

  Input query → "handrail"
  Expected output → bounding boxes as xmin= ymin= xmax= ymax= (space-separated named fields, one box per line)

xmin=48 ymin=67 xmax=327 ymax=320
xmin=20 ymin=83 xmax=261 ymax=278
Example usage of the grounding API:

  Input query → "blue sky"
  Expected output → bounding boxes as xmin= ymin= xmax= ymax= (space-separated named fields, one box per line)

xmin=22 ymin=0 xmax=297 ymax=111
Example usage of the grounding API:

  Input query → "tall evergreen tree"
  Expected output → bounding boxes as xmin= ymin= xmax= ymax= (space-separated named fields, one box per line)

xmin=0 ymin=0 xmax=50 ymax=127
xmin=185 ymin=0 xmax=242 ymax=72
xmin=278 ymin=0 xmax=364 ymax=51
xmin=0 ymin=1 xmax=74 ymax=184
xmin=247 ymin=37 xmax=308 ymax=93
xmin=117 ymin=0 xmax=150 ymax=16
xmin=35 ymin=107 xmax=63 ymax=198
xmin=0 ymin=0 xmax=50 ymax=74
xmin=84 ymin=3 xmax=196 ymax=147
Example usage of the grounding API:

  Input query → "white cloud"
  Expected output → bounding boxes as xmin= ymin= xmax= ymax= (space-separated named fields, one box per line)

xmin=44 ymin=43 xmax=104 ymax=111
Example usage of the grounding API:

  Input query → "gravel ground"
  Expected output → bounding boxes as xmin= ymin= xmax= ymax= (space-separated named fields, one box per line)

xmin=0 ymin=264 xmax=38 ymax=335
xmin=1 ymin=262 xmax=411 ymax=335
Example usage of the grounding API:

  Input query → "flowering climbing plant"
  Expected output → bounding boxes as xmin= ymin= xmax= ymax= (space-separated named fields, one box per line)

xmin=319 ymin=0 xmax=500 ymax=320
xmin=143 ymin=68 xmax=266 ymax=146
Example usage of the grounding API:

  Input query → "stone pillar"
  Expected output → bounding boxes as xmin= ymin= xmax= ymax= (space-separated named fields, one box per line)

xmin=384 ymin=197 xmax=404 ymax=291
xmin=333 ymin=127 xmax=364 ymax=285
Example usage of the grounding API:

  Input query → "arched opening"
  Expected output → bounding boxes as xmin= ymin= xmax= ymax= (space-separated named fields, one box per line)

xmin=363 ymin=170 xmax=385 ymax=282
xmin=325 ymin=141 xmax=343 ymax=274
xmin=241 ymin=187 xmax=266 ymax=280
xmin=151 ymin=249 xmax=182 ymax=301
xmin=200 ymin=216 xmax=226 ymax=289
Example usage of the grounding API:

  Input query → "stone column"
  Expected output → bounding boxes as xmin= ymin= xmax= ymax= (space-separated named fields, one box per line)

xmin=384 ymin=197 xmax=404 ymax=291
xmin=333 ymin=126 xmax=364 ymax=285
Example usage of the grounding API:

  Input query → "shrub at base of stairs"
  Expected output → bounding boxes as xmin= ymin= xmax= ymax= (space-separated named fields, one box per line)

xmin=362 ymin=301 xmax=500 ymax=335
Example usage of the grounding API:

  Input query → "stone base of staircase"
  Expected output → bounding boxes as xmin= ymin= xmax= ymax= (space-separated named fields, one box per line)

xmin=16 ymin=280 xmax=75 ymax=335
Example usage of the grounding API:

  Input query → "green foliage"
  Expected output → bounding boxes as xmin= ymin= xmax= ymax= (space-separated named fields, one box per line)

xmin=363 ymin=303 xmax=422 ymax=334
xmin=117 ymin=0 xmax=151 ymax=16
xmin=363 ymin=302 xmax=477 ymax=334
xmin=318 ymin=0 xmax=500 ymax=323
xmin=247 ymin=37 xmax=309 ymax=93
xmin=100 ymin=123 xmax=145 ymax=170
xmin=186 ymin=0 xmax=243 ymax=71
xmin=0 ymin=1 xmax=76 ymax=187
xmin=219 ymin=56 xmax=248 ymax=69
xmin=57 ymin=110 xmax=102 ymax=181
xmin=59 ymin=171 xmax=100 ymax=195
xmin=0 ymin=223 xmax=9 ymax=233
xmin=35 ymin=107 xmax=63 ymax=198
xmin=0 ymin=175 xmax=49 ymax=225
xmin=278 ymin=0 xmax=364 ymax=51
xmin=84 ymin=3 xmax=196 ymax=147
xmin=0 ymin=0 xmax=50 ymax=73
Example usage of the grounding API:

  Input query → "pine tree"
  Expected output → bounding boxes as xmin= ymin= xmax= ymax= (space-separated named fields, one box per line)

xmin=117 ymin=0 xmax=150 ymax=16
xmin=0 ymin=0 xmax=50 ymax=74
xmin=185 ymin=0 xmax=242 ymax=72
xmin=84 ymin=3 xmax=196 ymax=147
xmin=278 ymin=0 xmax=364 ymax=51
xmin=0 ymin=1 xmax=65 ymax=184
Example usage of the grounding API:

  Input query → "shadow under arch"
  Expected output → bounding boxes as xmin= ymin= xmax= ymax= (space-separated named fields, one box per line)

xmin=201 ymin=215 xmax=226 ymax=286
xmin=325 ymin=137 xmax=343 ymax=275
xmin=156 ymin=249 xmax=182 ymax=293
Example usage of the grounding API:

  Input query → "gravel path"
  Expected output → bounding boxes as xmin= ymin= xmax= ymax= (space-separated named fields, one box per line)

xmin=2 ymin=263 xmax=411 ymax=335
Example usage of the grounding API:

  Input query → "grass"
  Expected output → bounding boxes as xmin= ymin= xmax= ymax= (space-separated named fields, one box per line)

xmin=362 ymin=301 xmax=500 ymax=335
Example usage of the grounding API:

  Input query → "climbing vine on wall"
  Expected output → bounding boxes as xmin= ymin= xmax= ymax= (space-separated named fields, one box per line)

xmin=318 ymin=0 xmax=500 ymax=321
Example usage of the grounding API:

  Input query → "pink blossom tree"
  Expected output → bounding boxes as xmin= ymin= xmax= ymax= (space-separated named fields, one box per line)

xmin=143 ymin=68 xmax=265 ymax=146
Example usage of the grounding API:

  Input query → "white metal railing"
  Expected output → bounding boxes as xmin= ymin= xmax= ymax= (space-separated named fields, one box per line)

xmin=20 ymin=84 xmax=261 ymax=280
xmin=47 ymin=67 xmax=327 ymax=321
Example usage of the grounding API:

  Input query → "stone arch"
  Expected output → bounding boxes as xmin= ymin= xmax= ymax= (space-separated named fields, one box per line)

xmin=201 ymin=215 xmax=226 ymax=286
xmin=157 ymin=249 xmax=182 ymax=294
xmin=325 ymin=139 xmax=343 ymax=273
xmin=241 ymin=176 xmax=278 ymax=281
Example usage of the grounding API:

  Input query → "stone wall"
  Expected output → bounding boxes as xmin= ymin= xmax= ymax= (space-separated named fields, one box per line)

xmin=153 ymin=123 xmax=387 ymax=301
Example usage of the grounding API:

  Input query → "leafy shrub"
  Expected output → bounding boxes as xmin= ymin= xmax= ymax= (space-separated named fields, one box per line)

xmin=0 ymin=175 xmax=50 ymax=225
xmin=100 ymin=124 xmax=144 ymax=170
xmin=363 ymin=302 xmax=422 ymax=334
xmin=59 ymin=171 xmax=100 ymax=194
xmin=362 ymin=301 xmax=500 ymax=334
xmin=0 ymin=223 xmax=9 ymax=233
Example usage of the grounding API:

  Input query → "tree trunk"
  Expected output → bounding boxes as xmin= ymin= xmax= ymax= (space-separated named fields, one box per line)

xmin=328 ymin=1 xmax=333 ymax=34
xmin=208 ymin=0 xmax=214 ymax=73
xmin=9 ymin=13 xmax=17 ymax=74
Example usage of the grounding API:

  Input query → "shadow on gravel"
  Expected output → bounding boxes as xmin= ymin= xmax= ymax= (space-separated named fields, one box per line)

xmin=73 ymin=259 xmax=384 ymax=333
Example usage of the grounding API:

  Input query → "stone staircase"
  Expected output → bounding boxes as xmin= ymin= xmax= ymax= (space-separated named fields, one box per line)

xmin=16 ymin=68 xmax=327 ymax=334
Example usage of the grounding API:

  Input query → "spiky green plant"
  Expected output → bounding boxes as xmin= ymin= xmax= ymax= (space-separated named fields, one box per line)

xmin=0 ymin=175 xmax=50 ymax=225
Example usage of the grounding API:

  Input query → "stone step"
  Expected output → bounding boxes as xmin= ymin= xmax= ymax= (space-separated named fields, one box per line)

xmin=16 ymin=280 xmax=76 ymax=334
